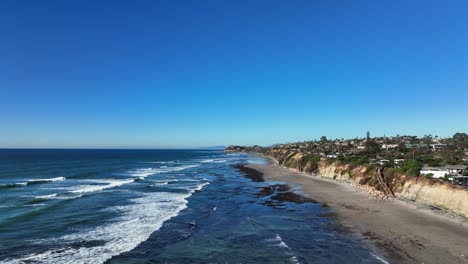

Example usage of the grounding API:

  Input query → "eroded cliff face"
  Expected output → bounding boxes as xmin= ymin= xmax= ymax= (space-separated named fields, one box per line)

xmin=267 ymin=149 xmax=321 ymax=174
xmin=264 ymin=150 xmax=468 ymax=218
xmin=397 ymin=179 xmax=468 ymax=218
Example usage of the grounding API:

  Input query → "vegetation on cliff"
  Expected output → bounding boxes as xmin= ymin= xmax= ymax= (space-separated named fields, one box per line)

xmin=225 ymin=133 xmax=468 ymax=217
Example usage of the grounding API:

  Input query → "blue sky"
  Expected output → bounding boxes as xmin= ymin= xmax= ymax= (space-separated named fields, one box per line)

xmin=1 ymin=0 xmax=467 ymax=148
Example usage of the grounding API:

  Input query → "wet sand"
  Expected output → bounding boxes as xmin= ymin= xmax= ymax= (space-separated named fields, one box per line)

xmin=246 ymin=160 xmax=468 ymax=264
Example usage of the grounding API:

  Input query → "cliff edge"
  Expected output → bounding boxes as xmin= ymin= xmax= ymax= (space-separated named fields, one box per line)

xmin=264 ymin=149 xmax=468 ymax=218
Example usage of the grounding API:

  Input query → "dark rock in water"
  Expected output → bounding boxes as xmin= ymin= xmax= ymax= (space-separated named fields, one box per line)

xmin=256 ymin=183 xmax=319 ymax=209
xmin=68 ymin=240 xmax=107 ymax=249
xmin=271 ymin=192 xmax=319 ymax=204
xmin=232 ymin=165 xmax=264 ymax=182
xmin=256 ymin=184 xmax=290 ymax=197
xmin=188 ymin=221 xmax=197 ymax=229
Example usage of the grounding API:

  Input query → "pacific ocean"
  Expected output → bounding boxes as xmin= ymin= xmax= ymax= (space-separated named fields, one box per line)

xmin=0 ymin=149 xmax=382 ymax=263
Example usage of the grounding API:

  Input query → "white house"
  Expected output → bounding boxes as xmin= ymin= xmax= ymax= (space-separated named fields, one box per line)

xmin=394 ymin=159 xmax=405 ymax=165
xmin=382 ymin=144 xmax=398 ymax=149
xmin=420 ymin=167 xmax=450 ymax=179
xmin=444 ymin=165 xmax=467 ymax=176
xmin=430 ymin=144 xmax=447 ymax=151
xmin=379 ymin=160 xmax=390 ymax=165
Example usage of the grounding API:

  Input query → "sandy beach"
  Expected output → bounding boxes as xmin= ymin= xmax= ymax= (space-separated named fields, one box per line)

xmin=247 ymin=159 xmax=468 ymax=264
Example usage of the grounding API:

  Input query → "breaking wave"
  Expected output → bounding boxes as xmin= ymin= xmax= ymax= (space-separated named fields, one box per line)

xmin=199 ymin=159 xmax=227 ymax=164
xmin=69 ymin=179 xmax=135 ymax=194
xmin=7 ymin=181 xmax=209 ymax=264
xmin=1 ymin=177 xmax=66 ymax=190
xmin=126 ymin=164 xmax=199 ymax=179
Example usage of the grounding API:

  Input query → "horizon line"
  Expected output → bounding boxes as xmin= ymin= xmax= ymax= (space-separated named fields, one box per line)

xmin=0 ymin=147 xmax=227 ymax=150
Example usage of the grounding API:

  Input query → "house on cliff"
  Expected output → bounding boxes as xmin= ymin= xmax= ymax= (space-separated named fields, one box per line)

xmin=420 ymin=167 xmax=450 ymax=179
xmin=420 ymin=165 xmax=468 ymax=178
xmin=444 ymin=165 xmax=468 ymax=176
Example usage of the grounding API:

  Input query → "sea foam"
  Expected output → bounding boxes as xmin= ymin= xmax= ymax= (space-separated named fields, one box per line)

xmin=126 ymin=164 xmax=199 ymax=179
xmin=69 ymin=179 xmax=135 ymax=194
xmin=32 ymin=179 xmax=134 ymax=200
xmin=266 ymin=234 xmax=290 ymax=248
xmin=28 ymin=177 xmax=66 ymax=183
xmin=200 ymin=159 xmax=227 ymax=163
xmin=7 ymin=181 xmax=209 ymax=264
xmin=0 ymin=177 xmax=66 ymax=190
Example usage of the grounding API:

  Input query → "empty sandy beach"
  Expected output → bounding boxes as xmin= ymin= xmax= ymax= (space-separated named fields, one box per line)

xmin=247 ymin=160 xmax=468 ymax=264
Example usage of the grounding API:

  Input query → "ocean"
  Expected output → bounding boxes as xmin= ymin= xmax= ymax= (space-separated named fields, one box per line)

xmin=0 ymin=149 xmax=383 ymax=263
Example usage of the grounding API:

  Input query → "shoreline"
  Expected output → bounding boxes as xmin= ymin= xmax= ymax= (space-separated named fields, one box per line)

xmin=246 ymin=157 xmax=468 ymax=264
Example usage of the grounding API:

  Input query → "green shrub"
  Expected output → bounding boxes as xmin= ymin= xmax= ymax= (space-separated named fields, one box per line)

xmin=301 ymin=154 xmax=321 ymax=173
xmin=351 ymin=157 xmax=368 ymax=166
xmin=282 ymin=152 xmax=296 ymax=165
xmin=395 ymin=160 xmax=421 ymax=177
xmin=365 ymin=165 xmax=375 ymax=176
xmin=423 ymin=173 xmax=434 ymax=178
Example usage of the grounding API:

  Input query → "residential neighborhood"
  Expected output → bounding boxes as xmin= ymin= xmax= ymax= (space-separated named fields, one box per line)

xmin=226 ymin=132 xmax=468 ymax=186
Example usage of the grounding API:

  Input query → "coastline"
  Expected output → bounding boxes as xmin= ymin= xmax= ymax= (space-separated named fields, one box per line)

xmin=246 ymin=156 xmax=468 ymax=264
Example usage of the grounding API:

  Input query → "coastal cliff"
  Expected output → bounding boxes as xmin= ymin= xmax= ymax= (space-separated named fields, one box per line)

xmin=263 ymin=149 xmax=468 ymax=218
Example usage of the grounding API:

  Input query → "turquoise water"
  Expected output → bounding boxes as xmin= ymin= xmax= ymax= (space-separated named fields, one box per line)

xmin=0 ymin=150 xmax=383 ymax=263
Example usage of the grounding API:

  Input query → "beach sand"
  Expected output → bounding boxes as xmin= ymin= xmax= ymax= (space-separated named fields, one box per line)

xmin=246 ymin=159 xmax=468 ymax=264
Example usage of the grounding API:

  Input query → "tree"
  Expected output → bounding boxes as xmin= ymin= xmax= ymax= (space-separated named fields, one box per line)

xmin=396 ymin=160 xmax=422 ymax=177
xmin=365 ymin=140 xmax=381 ymax=155
xmin=453 ymin=133 xmax=468 ymax=150
xmin=453 ymin=132 xmax=468 ymax=142
xmin=320 ymin=136 xmax=328 ymax=143
xmin=422 ymin=134 xmax=433 ymax=144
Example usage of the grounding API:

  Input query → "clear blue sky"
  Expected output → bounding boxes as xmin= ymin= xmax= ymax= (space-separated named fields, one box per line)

xmin=1 ymin=0 xmax=467 ymax=148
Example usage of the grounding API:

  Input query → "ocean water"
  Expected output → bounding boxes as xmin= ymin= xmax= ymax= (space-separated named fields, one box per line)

xmin=0 ymin=149 xmax=383 ymax=263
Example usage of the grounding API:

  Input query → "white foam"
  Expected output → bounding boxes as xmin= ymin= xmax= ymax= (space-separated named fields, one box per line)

xmin=28 ymin=177 xmax=66 ymax=183
xmin=127 ymin=168 xmax=161 ymax=178
xmin=170 ymin=164 xmax=199 ymax=171
xmin=69 ymin=179 xmax=134 ymax=194
xmin=31 ymin=179 xmax=130 ymax=201
xmin=227 ymin=153 xmax=244 ymax=156
xmin=190 ymin=182 xmax=209 ymax=192
xmin=151 ymin=182 xmax=168 ymax=186
xmin=266 ymin=234 xmax=290 ymax=248
xmin=143 ymin=161 xmax=176 ymax=164
xmin=174 ymin=182 xmax=209 ymax=192
xmin=22 ymin=204 xmax=46 ymax=207
xmin=371 ymin=253 xmax=390 ymax=264
xmin=34 ymin=193 xmax=58 ymax=199
xmin=264 ymin=234 xmax=300 ymax=263
xmin=149 ymin=179 xmax=178 ymax=186
xmin=126 ymin=165 xmax=199 ymax=179
xmin=290 ymin=256 xmax=300 ymax=263
xmin=8 ymin=181 xmax=209 ymax=264
xmin=34 ymin=193 xmax=83 ymax=200
xmin=200 ymin=159 xmax=227 ymax=163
